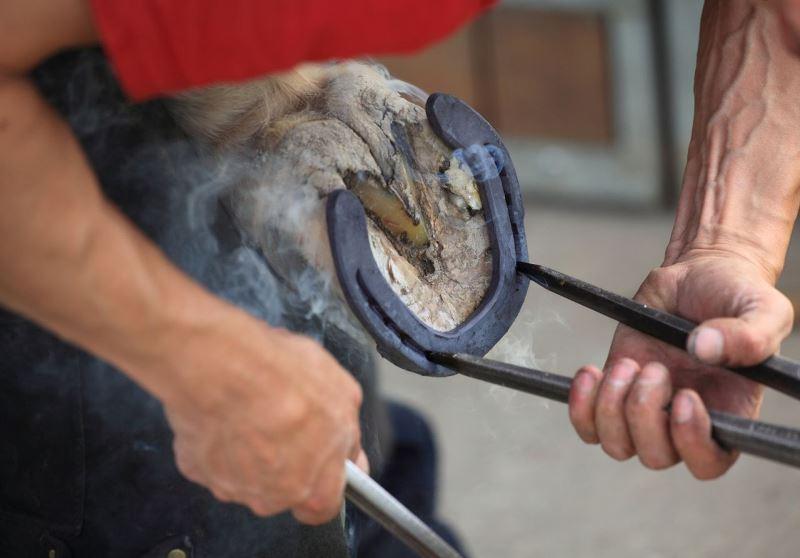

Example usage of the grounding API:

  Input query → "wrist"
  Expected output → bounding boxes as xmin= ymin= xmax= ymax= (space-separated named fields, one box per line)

xmin=665 ymin=241 xmax=783 ymax=284
xmin=664 ymin=200 xmax=794 ymax=284
xmin=665 ymin=136 xmax=799 ymax=281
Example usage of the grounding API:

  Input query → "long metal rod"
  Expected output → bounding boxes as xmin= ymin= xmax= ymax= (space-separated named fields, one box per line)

xmin=344 ymin=460 xmax=464 ymax=558
xmin=517 ymin=261 xmax=800 ymax=401
xmin=430 ymin=353 xmax=800 ymax=469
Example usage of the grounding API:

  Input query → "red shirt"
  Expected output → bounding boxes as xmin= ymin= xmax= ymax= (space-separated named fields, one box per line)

xmin=89 ymin=0 xmax=496 ymax=100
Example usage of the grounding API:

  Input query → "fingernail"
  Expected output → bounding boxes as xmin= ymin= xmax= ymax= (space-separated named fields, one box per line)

xmin=607 ymin=360 xmax=637 ymax=387
xmin=574 ymin=370 xmax=596 ymax=395
xmin=638 ymin=362 xmax=667 ymax=386
xmin=673 ymin=394 xmax=693 ymax=424
xmin=689 ymin=327 xmax=724 ymax=364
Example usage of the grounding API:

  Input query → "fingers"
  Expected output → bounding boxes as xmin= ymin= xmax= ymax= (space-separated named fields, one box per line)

xmin=292 ymin=423 xmax=365 ymax=525
xmin=670 ymin=389 xmax=737 ymax=479
xmin=292 ymin=457 xmax=347 ymax=525
xmin=594 ymin=359 xmax=639 ymax=460
xmin=624 ymin=363 xmax=678 ymax=469
xmin=688 ymin=289 xmax=793 ymax=367
xmin=570 ymin=362 xmax=738 ymax=479
xmin=568 ymin=365 xmax=603 ymax=443
xmin=570 ymin=360 xmax=643 ymax=460
xmin=292 ymin=435 xmax=367 ymax=525
xmin=570 ymin=360 xmax=680 ymax=470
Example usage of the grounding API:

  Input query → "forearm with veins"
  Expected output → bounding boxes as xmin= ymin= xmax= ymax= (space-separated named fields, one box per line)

xmin=668 ymin=0 xmax=800 ymax=281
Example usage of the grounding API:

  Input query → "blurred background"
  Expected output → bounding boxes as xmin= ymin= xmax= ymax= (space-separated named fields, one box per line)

xmin=376 ymin=1 xmax=800 ymax=556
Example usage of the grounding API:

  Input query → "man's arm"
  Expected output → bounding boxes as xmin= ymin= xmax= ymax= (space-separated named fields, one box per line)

xmin=568 ymin=0 xmax=800 ymax=478
xmin=0 ymin=0 xmax=365 ymax=524
xmin=0 ymin=0 xmax=96 ymax=73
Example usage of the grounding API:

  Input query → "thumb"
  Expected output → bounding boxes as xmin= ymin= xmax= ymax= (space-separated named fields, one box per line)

xmin=687 ymin=288 xmax=794 ymax=367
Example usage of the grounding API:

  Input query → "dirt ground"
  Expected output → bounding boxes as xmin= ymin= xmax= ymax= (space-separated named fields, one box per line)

xmin=379 ymin=205 xmax=800 ymax=558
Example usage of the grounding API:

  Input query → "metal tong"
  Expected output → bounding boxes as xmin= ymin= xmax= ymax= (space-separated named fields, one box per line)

xmin=517 ymin=262 xmax=800 ymax=400
xmin=430 ymin=255 xmax=800 ymax=467
xmin=327 ymin=92 xmax=800 ymax=472
xmin=424 ymin=261 xmax=800 ymax=469
xmin=422 ymin=270 xmax=800 ymax=468
xmin=427 ymin=354 xmax=800 ymax=469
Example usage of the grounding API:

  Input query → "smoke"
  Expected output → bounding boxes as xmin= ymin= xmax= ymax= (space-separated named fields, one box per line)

xmin=33 ymin=49 xmax=373 ymax=368
xmin=487 ymin=307 xmax=568 ymax=371
xmin=215 ymin=154 xmax=369 ymax=345
xmin=112 ymin=138 xmax=295 ymax=331
xmin=40 ymin=50 xmax=523 ymax=384
xmin=449 ymin=143 xmax=506 ymax=182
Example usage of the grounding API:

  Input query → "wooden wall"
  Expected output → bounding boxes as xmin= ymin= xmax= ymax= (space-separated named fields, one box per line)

xmin=379 ymin=7 xmax=613 ymax=145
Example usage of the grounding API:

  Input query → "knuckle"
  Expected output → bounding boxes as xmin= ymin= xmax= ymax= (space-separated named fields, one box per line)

xmin=296 ymin=499 xmax=341 ymax=524
xmin=776 ymin=290 xmax=793 ymax=314
xmin=302 ymin=493 xmax=341 ymax=518
xmin=247 ymin=498 xmax=277 ymax=517
xmin=740 ymin=330 xmax=770 ymax=359
xmin=303 ymin=340 xmax=332 ymax=368
xmin=624 ymin=392 xmax=648 ymax=417
xmin=210 ymin=486 xmax=233 ymax=502
xmin=776 ymin=295 xmax=795 ymax=336
xmin=781 ymin=295 xmax=795 ymax=324
xmin=595 ymin=398 xmax=619 ymax=420
xmin=624 ymin=387 xmax=658 ymax=423
xmin=294 ymin=508 xmax=335 ymax=526
xmin=335 ymin=404 xmax=361 ymax=436
xmin=174 ymin=454 xmax=201 ymax=482
xmin=284 ymin=476 xmax=313 ymax=505
xmin=345 ymin=415 xmax=360 ymax=438
xmin=279 ymin=394 xmax=311 ymax=430
xmin=249 ymin=504 xmax=270 ymax=517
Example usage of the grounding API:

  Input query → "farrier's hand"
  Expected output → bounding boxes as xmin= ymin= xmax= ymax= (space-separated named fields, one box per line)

xmin=568 ymin=252 xmax=792 ymax=478
xmin=155 ymin=307 xmax=367 ymax=525
xmin=564 ymin=1 xmax=800 ymax=480
xmin=0 ymin=75 xmax=367 ymax=524
xmin=0 ymin=2 xmax=368 ymax=526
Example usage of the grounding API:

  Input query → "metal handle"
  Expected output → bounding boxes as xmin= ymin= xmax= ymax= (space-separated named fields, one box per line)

xmin=344 ymin=461 xmax=464 ymax=558
xmin=430 ymin=353 xmax=800 ymax=469
xmin=517 ymin=262 xmax=800 ymax=401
